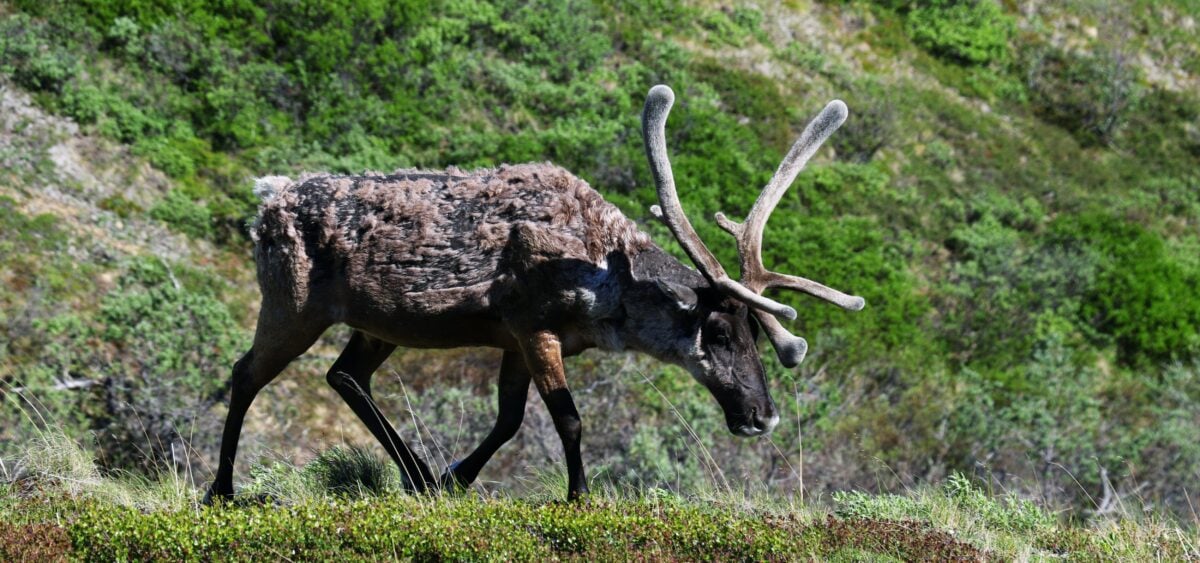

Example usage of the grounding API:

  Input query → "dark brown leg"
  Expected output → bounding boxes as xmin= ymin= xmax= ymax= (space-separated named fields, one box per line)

xmin=440 ymin=350 xmax=531 ymax=489
xmin=205 ymin=319 xmax=325 ymax=505
xmin=325 ymin=330 xmax=436 ymax=492
xmin=520 ymin=331 xmax=589 ymax=501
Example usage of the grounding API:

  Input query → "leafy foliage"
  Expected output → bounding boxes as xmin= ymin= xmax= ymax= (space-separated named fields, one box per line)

xmin=1053 ymin=214 xmax=1200 ymax=364
xmin=17 ymin=258 xmax=244 ymax=472
xmin=901 ymin=0 xmax=1014 ymax=65
xmin=1025 ymin=46 xmax=1141 ymax=146
xmin=4 ymin=441 xmax=1195 ymax=562
xmin=149 ymin=189 xmax=213 ymax=238
xmin=303 ymin=445 xmax=397 ymax=498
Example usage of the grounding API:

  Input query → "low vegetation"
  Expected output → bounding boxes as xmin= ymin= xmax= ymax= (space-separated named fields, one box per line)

xmin=1 ymin=433 xmax=1195 ymax=560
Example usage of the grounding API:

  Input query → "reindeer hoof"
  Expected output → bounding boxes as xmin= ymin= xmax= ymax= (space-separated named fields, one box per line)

xmin=201 ymin=483 xmax=233 ymax=506
xmin=567 ymin=487 xmax=590 ymax=503
xmin=438 ymin=461 xmax=469 ymax=492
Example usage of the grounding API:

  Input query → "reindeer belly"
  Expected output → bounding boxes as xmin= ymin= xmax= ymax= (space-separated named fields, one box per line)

xmin=348 ymin=313 xmax=517 ymax=350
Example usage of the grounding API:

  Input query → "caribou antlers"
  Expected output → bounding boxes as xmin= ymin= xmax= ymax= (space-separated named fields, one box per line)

xmin=641 ymin=84 xmax=865 ymax=367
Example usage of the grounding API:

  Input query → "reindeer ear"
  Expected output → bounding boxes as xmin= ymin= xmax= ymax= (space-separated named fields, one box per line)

xmin=655 ymin=280 xmax=698 ymax=313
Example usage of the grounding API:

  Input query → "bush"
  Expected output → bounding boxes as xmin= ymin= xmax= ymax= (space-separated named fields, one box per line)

xmin=905 ymin=0 xmax=1013 ymax=65
xmin=27 ymin=258 xmax=246 ymax=473
xmin=304 ymin=445 xmax=397 ymax=498
xmin=0 ymin=14 xmax=79 ymax=93
xmin=149 ymin=189 xmax=213 ymax=239
xmin=698 ymin=7 xmax=765 ymax=47
xmin=775 ymin=42 xmax=828 ymax=74
xmin=1025 ymin=46 xmax=1140 ymax=146
xmin=1052 ymin=214 xmax=1200 ymax=364
xmin=938 ymin=203 xmax=1098 ymax=368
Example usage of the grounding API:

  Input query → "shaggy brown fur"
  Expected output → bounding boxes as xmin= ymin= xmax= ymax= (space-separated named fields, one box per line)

xmin=253 ymin=163 xmax=652 ymax=319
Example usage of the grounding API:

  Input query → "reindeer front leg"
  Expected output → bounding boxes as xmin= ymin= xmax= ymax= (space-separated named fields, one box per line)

xmin=520 ymin=330 xmax=589 ymax=500
xmin=439 ymin=350 xmax=531 ymax=490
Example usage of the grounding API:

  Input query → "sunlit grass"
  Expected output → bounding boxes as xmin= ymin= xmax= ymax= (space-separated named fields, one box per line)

xmin=2 ymin=429 xmax=1197 ymax=560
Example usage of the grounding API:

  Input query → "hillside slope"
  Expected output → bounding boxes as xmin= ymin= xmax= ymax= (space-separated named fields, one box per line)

xmin=1 ymin=0 xmax=1198 ymax=519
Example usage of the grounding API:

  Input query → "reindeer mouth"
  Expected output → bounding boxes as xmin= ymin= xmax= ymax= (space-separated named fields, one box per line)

xmin=733 ymin=425 xmax=767 ymax=437
xmin=729 ymin=410 xmax=780 ymax=437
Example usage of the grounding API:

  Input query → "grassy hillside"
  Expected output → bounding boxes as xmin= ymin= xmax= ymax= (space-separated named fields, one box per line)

xmin=1 ymin=0 xmax=1199 ymax=524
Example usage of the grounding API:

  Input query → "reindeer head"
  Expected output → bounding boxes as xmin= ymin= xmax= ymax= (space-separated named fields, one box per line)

xmin=638 ymin=84 xmax=865 ymax=437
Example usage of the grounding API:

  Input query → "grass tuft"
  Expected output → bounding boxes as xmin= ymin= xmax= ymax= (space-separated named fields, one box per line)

xmin=303 ymin=444 xmax=398 ymax=498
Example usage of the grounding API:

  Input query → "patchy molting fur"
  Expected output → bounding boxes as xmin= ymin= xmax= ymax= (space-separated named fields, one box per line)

xmin=248 ymin=162 xmax=768 ymax=431
xmin=252 ymin=163 xmax=651 ymax=330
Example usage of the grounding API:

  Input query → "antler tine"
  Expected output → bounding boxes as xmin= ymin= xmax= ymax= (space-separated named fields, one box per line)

xmin=718 ymin=99 xmax=863 ymax=365
xmin=733 ymin=100 xmax=849 ymax=279
xmin=641 ymin=86 xmax=727 ymax=284
xmin=642 ymin=85 xmax=798 ymax=320
xmin=766 ymin=271 xmax=866 ymax=311
xmin=752 ymin=310 xmax=808 ymax=368
xmin=716 ymin=100 xmax=864 ymax=308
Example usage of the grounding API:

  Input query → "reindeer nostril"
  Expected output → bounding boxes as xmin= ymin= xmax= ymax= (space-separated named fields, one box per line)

xmin=749 ymin=407 xmax=778 ymax=434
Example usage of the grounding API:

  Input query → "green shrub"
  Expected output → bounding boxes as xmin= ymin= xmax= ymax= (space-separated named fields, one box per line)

xmin=938 ymin=202 xmax=1099 ymax=368
xmin=698 ymin=7 xmax=764 ymax=47
xmin=775 ymin=42 xmax=828 ymax=74
xmin=905 ymin=0 xmax=1013 ymax=65
xmin=59 ymin=83 xmax=169 ymax=144
xmin=834 ymin=489 xmax=930 ymax=521
xmin=490 ymin=0 xmax=610 ymax=82
xmin=149 ymin=189 xmax=213 ymax=238
xmin=1052 ymin=214 xmax=1200 ymax=364
xmin=304 ymin=445 xmax=398 ymax=498
xmin=0 ymin=199 xmax=93 ymax=388
xmin=102 ymin=16 xmax=142 ymax=57
xmin=0 ymin=14 xmax=80 ymax=93
xmin=55 ymin=496 xmax=823 ymax=560
xmin=25 ymin=258 xmax=246 ymax=472
xmin=98 ymin=195 xmax=143 ymax=218
xmin=1025 ymin=46 xmax=1140 ymax=146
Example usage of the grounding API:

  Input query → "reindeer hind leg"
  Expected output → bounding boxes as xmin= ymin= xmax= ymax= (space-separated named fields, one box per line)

xmin=205 ymin=311 xmax=327 ymax=505
xmin=325 ymin=330 xmax=436 ymax=492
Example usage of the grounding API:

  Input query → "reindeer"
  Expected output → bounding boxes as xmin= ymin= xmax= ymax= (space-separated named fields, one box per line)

xmin=204 ymin=85 xmax=863 ymax=503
